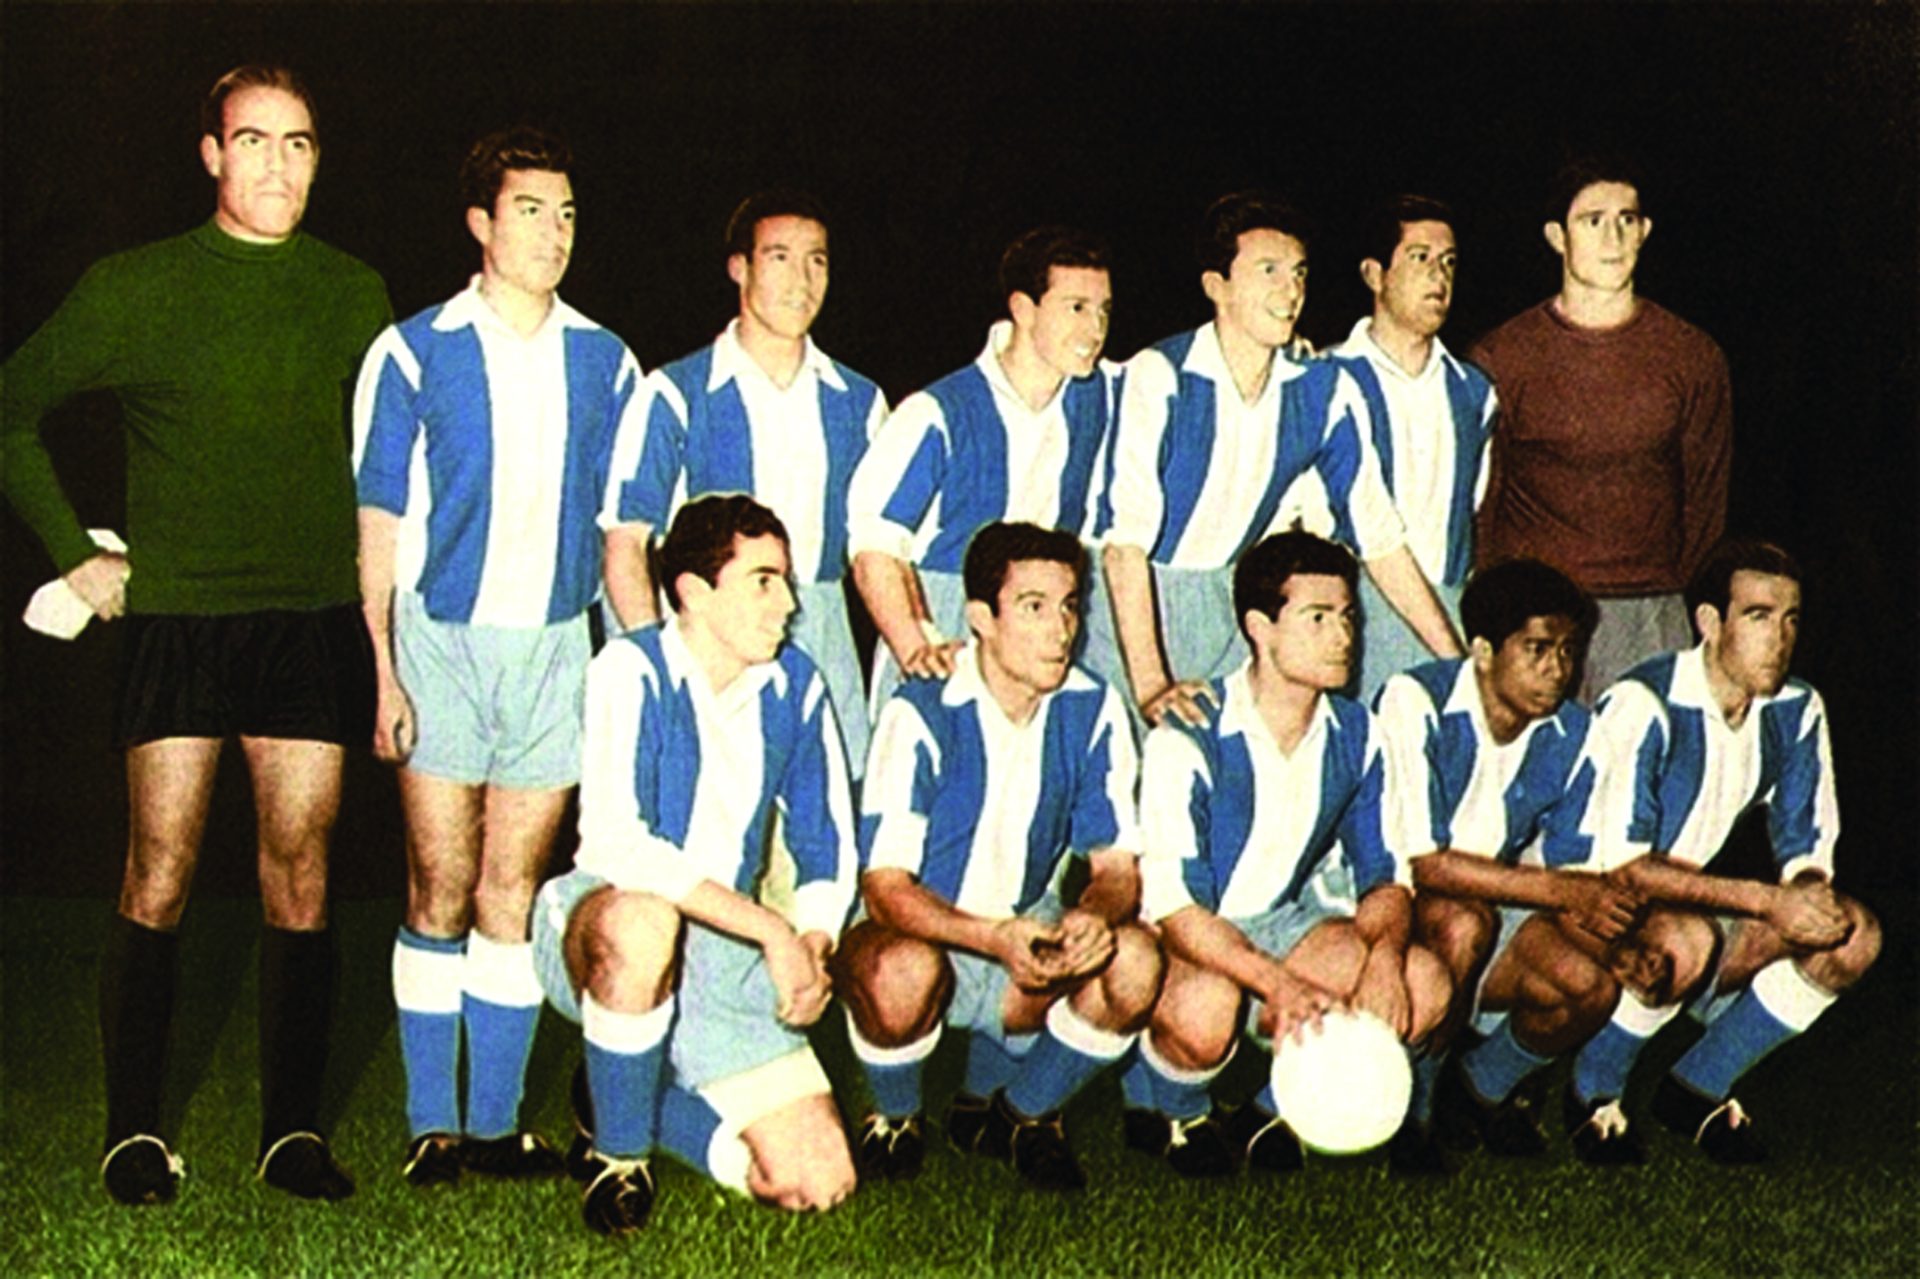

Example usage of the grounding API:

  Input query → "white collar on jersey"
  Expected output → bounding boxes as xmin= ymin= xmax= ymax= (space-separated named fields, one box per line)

xmin=708 ymin=318 xmax=846 ymax=393
xmin=433 ymin=274 xmax=587 ymax=340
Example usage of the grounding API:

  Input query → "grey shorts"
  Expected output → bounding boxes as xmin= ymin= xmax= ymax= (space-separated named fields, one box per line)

xmin=395 ymin=591 xmax=588 ymax=788
xmin=1581 ymin=593 xmax=1691 ymax=705
xmin=1356 ymin=573 xmax=1463 ymax=705
xmin=533 ymin=868 xmax=811 ymax=1090
xmin=789 ymin=578 xmax=869 ymax=781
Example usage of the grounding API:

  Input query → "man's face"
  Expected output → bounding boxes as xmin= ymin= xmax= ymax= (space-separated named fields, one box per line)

xmin=1549 ymin=181 xmax=1650 ymax=294
xmin=1480 ymin=614 xmax=1582 ymax=725
xmin=730 ymin=214 xmax=829 ymax=342
xmin=200 ymin=85 xmax=317 ymax=243
xmin=1250 ymin=572 xmax=1355 ymax=691
xmin=1704 ymin=571 xmax=1801 ymax=700
xmin=973 ymin=558 xmax=1082 ymax=699
xmin=1374 ymin=219 xmax=1457 ymax=339
xmin=699 ymin=533 xmax=797 ymax=668
xmin=1206 ymin=228 xmax=1309 ymax=352
xmin=1019 ymin=265 xmax=1113 ymax=381
xmin=472 ymin=168 xmax=576 ymax=301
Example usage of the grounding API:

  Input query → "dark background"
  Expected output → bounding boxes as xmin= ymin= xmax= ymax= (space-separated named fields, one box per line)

xmin=3 ymin=2 xmax=1914 ymax=902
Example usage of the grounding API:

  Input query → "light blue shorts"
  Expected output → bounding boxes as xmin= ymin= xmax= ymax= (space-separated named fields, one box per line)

xmin=943 ymin=892 xmax=1064 ymax=1044
xmin=395 ymin=592 xmax=588 ymax=789
xmin=1582 ymin=593 xmax=1691 ymax=705
xmin=866 ymin=568 xmax=969 ymax=723
xmin=790 ymin=578 xmax=869 ymax=781
xmin=1356 ymin=574 xmax=1463 ymax=706
xmin=532 ymin=868 xmax=810 ymax=1090
xmin=1232 ymin=893 xmax=1349 ymax=1043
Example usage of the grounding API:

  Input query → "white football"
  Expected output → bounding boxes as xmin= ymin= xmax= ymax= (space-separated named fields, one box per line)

xmin=1268 ymin=1009 xmax=1412 ymax=1154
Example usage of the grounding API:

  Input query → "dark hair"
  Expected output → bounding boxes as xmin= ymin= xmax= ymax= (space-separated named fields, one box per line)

xmin=725 ymin=189 xmax=832 ymax=259
xmin=460 ymin=126 xmax=572 ymax=214
xmin=1232 ymin=530 xmax=1357 ymax=640
xmin=1460 ymin=559 xmax=1597 ymax=651
xmin=201 ymin=65 xmax=317 ymax=142
xmin=1684 ymin=539 xmax=1803 ymax=634
xmin=998 ymin=226 xmax=1111 ymax=306
xmin=655 ymin=494 xmax=791 ymax=612
xmin=1196 ymin=191 xmax=1313 ymax=278
xmin=1546 ymin=153 xmax=1645 ymax=225
xmin=1359 ymin=194 xmax=1456 ymax=272
xmin=963 ymin=522 xmax=1085 ymax=613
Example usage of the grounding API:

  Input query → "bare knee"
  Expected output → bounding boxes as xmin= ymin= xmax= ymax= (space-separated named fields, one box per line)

xmin=745 ymin=1096 xmax=855 ymax=1211
xmin=120 ymin=843 xmax=197 ymax=930
xmin=1417 ymin=897 xmax=1495 ymax=978
xmin=472 ymin=861 xmax=542 ymax=940
xmin=1148 ymin=963 xmax=1240 ymax=1070
xmin=581 ymin=891 xmax=681 ymax=1010
xmin=835 ymin=924 xmax=950 ymax=1044
xmin=1807 ymin=897 xmax=1881 ymax=991
xmin=1085 ymin=924 xmax=1165 ymax=1032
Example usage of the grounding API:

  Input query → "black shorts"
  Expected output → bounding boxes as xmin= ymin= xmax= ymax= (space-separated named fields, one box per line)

xmin=115 ymin=605 xmax=375 ymax=748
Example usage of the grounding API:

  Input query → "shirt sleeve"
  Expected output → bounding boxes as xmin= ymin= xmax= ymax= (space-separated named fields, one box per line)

xmin=0 ymin=260 xmax=133 ymax=573
xmin=778 ymin=669 xmax=861 ymax=937
xmin=1069 ymin=685 xmax=1142 ymax=857
xmin=1676 ymin=342 xmax=1733 ymax=582
xmin=1537 ymin=717 xmax=1604 ymax=870
xmin=1373 ymin=675 xmax=1442 ymax=862
xmin=351 ymin=325 xmax=423 ymax=515
xmin=846 ymin=391 xmax=949 ymax=562
xmin=859 ymin=694 xmax=940 ymax=878
xmin=1767 ymin=687 xmax=1840 ymax=884
xmin=1139 ymin=723 xmax=1215 ymax=921
xmin=1102 ymin=347 xmax=1178 ymax=554
xmin=1337 ymin=713 xmax=1408 ymax=893
xmin=602 ymin=368 xmax=685 ymax=530
xmin=1582 ymin=681 xmax=1671 ymax=871
xmin=1320 ymin=368 xmax=1408 ymax=559
xmin=1471 ymin=381 xmax=1498 ymax=513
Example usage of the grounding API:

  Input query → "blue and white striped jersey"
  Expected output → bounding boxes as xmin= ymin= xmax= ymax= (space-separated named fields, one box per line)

xmin=353 ymin=280 xmax=643 ymax=627
xmin=1587 ymin=646 xmax=1839 ymax=883
xmin=1140 ymin=664 xmax=1404 ymax=923
xmin=846 ymin=322 xmax=1117 ymax=574
xmin=1102 ymin=323 xmax=1404 ymax=571
xmin=1374 ymin=659 xmax=1597 ymax=868
xmin=1328 ymin=321 xmax=1495 ymax=589
xmin=861 ymin=647 xmax=1140 ymax=920
xmin=573 ymin=618 xmax=858 ymax=939
xmin=605 ymin=321 xmax=886 ymax=584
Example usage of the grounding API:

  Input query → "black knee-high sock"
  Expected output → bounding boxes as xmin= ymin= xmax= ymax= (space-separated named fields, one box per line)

xmin=259 ymin=925 xmax=335 ymax=1151
xmin=99 ymin=914 xmax=180 ymax=1148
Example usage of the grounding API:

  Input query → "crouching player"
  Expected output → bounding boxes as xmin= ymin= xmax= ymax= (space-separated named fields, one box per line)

xmin=1568 ymin=540 xmax=1879 ymax=1163
xmin=835 ymin=522 xmax=1160 ymax=1191
xmin=531 ymin=495 xmax=859 ymax=1235
xmin=1376 ymin=559 xmax=1644 ymax=1168
xmin=1127 ymin=531 xmax=1450 ymax=1176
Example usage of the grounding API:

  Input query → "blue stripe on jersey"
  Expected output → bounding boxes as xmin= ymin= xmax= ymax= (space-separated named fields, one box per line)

xmin=414 ymin=320 xmax=493 ymax=622
xmin=922 ymin=368 xmax=1008 ymax=572
xmin=1092 ymin=365 xmax=1130 ymax=540
xmin=878 ymin=428 xmax=948 ymax=553
xmin=1441 ymin=361 xmax=1493 ymax=586
xmin=1150 ymin=332 xmax=1210 ymax=558
xmin=551 ymin=328 xmax=634 ymax=622
xmin=1761 ymin=689 xmax=1824 ymax=863
xmin=1054 ymin=374 xmax=1111 ymax=547
xmin=1297 ymin=368 xmax=1359 ymax=554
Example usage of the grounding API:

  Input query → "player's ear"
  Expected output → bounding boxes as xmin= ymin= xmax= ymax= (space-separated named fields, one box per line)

xmin=1637 ymin=215 xmax=1654 ymax=246
xmin=1007 ymin=290 xmax=1037 ymax=329
xmin=1543 ymin=220 xmax=1567 ymax=257
xmin=1359 ymin=258 xmax=1384 ymax=294
xmin=677 ymin=570 xmax=713 ymax=611
xmin=964 ymin=597 xmax=995 ymax=643
xmin=466 ymin=204 xmax=494 ymax=252
xmin=1201 ymin=270 xmax=1227 ymax=307
xmin=727 ymin=252 xmax=748 ymax=288
xmin=1693 ymin=601 xmax=1721 ymax=647
xmin=200 ymin=133 xmax=223 ymax=180
xmin=1469 ymin=635 xmax=1495 ymax=672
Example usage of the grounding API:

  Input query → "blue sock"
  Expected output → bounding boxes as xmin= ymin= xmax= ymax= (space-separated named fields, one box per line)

xmin=963 ymin=1029 xmax=1027 ymax=1097
xmin=1004 ymin=1002 xmax=1132 ymax=1118
xmin=846 ymin=1012 xmax=940 ymax=1120
xmin=1138 ymin=1035 xmax=1219 ymax=1122
xmin=1118 ymin=1050 xmax=1157 ymax=1109
xmin=1255 ymin=1081 xmax=1278 ymax=1117
xmin=462 ymin=932 xmax=543 ymax=1139
xmin=1573 ymin=1023 xmax=1648 ymax=1106
xmin=392 ymin=927 xmax=464 ymax=1138
xmin=1409 ymin=1052 xmax=1442 ymax=1125
xmin=657 ymin=1077 xmax=753 ymax=1192
xmin=1670 ymin=989 xmax=1796 ymax=1102
xmin=582 ymin=994 xmax=672 ymax=1159
xmin=1461 ymin=1018 xmax=1550 ymax=1104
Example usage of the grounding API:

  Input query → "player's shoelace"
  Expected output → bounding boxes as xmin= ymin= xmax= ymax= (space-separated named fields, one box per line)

xmin=102 ymin=1134 xmax=186 ymax=1180
xmin=1580 ymin=1100 xmax=1630 ymax=1140
xmin=1695 ymin=1096 xmax=1750 ymax=1142
xmin=1166 ymin=1114 xmax=1210 ymax=1150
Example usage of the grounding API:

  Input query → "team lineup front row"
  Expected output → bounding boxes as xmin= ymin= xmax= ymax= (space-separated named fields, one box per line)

xmin=0 ymin=70 xmax=1864 ymax=1233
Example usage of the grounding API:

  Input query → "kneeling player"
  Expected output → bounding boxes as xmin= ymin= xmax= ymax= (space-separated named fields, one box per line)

xmin=836 ymin=522 xmax=1161 ymax=1191
xmin=1127 ymin=531 xmax=1450 ymax=1176
xmin=1569 ymin=540 xmax=1880 ymax=1163
xmin=530 ymin=495 xmax=858 ymax=1235
xmin=1377 ymin=559 xmax=1644 ymax=1167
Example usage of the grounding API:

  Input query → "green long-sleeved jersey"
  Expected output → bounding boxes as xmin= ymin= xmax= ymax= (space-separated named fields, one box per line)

xmin=2 ymin=220 xmax=391 ymax=613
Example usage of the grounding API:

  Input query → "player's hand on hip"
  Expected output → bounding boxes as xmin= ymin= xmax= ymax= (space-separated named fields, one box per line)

xmin=1769 ymin=878 xmax=1851 ymax=949
xmin=373 ymin=676 xmax=417 ymax=764
xmin=766 ymin=928 xmax=831 ymax=1027
xmin=997 ymin=917 xmax=1068 ymax=992
xmin=65 ymin=551 xmax=130 ymax=621
xmin=1140 ymin=678 xmax=1216 ymax=728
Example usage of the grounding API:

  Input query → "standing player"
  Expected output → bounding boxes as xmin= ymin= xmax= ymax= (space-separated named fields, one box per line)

xmin=1125 ymin=531 xmax=1450 ymax=1177
xmin=847 ymin=227 xmax=1117 ymax=714
xmin=355 ymin=128 xmax=644 ymax=1185
xmin=603 ymin=190 xmax=885 ymax=773
xmin=1567 ymin=540 xmax=1879 ymax=1163
xmin=1327 ymin=196 xmax=1497 ymax=702
xmin=1 ymin=66 xmax=390 ymax=1204
xmin=1102 ymin=192 xmax=1460 ymax=735
xmin=1472 ymin=157 xmax=1732 ymax=700
xmin=834 ymin=522 xmax=1159 ymax=1191
xmin=531 ymin=495 xmax=858 ymax=1235
xmin=1375 ymin=559 xmax=1643 ymax=1168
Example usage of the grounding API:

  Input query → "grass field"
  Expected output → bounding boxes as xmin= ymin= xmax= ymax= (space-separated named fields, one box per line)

xmin=3 ymin=893 xmax=1915 ymax=1277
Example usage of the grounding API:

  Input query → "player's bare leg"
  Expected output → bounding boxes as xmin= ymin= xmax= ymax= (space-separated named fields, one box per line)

xmin=741 ymin=1093 xmax=856 ymax=1210
xmin=831 ymin=921 xmax=953 ymax=1180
